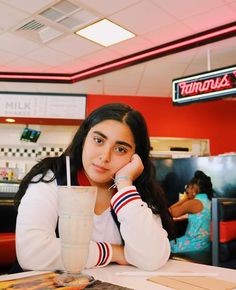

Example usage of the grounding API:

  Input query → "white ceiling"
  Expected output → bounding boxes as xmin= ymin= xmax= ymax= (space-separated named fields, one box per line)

xmin=0 ymin=0 xmax=235 ymax=97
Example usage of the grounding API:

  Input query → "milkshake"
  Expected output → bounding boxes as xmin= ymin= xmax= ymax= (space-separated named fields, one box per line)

xmin=58 ymin=186 xmax=97 ymax=274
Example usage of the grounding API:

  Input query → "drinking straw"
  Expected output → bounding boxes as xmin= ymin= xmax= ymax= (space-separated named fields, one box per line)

xmin=115 ymin=272 xmax=218 ymax=277
xmin=66 ymin=156 xmax=71 ymax=187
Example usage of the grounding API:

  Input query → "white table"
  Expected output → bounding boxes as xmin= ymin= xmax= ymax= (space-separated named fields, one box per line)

xmin=1 ymin=259 xmax=236 ymax=289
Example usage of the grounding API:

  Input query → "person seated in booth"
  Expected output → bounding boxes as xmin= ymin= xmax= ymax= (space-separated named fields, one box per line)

xmin=169 ymin=170 xmax=213 ymax=254
xmin=14 ymin=103 xmax=175 ymax=273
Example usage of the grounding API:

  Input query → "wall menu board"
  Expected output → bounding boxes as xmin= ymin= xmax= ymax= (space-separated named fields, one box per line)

xmin=172 ymin=65 xmax=236 ymax=105
xmin=0 ymin=92 xmax=86 ymax=119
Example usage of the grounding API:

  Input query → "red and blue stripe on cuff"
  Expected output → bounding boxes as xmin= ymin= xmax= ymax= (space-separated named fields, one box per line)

xmin=111 ymin=188 xmax=141 ymax=215
xmin=96 ymin=242 xmax=110 ymax=266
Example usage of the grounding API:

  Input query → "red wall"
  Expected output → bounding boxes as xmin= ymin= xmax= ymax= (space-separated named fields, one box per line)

xmin=87 ymin=94 xmax=236 ymax=156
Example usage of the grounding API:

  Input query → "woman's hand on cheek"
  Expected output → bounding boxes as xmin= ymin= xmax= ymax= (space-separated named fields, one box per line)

xmin=115 ymin=153 xmax=144 ymax=182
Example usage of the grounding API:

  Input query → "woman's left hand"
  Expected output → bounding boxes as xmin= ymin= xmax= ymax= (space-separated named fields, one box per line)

xmin=115 ymin=153 xmax=144 ymax=182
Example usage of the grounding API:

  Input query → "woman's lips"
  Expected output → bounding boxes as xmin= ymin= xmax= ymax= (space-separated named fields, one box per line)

xmin=93 ymin=163 xmax=109 ymax=173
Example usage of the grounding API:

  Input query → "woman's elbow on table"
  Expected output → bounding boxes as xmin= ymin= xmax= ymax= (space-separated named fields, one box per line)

xmin=125 ymin=239 xmax=170 ymax=271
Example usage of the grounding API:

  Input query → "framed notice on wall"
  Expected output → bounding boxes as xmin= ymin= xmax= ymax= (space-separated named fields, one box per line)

xmin=0 ymin=92 xmax=86 ymax=119
xmin=172 ymin=65 xmax=236 ymax=105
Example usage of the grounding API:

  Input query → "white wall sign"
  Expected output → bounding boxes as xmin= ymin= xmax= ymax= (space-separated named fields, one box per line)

xmin=0 ymin=92 xmax=86 ymax=119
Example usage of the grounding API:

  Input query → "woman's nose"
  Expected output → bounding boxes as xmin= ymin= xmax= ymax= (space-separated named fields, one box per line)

xmin=99 ymin=147 xmax=111 ymax=162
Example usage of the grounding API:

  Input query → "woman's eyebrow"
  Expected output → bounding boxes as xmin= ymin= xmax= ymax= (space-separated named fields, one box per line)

xmin=93 ymin=130 xmax=133 ymax=149
xmin=116 ymin=140 xmax=133 ymax=149
xmin=93 ymin=131 xmax=107 ymax=139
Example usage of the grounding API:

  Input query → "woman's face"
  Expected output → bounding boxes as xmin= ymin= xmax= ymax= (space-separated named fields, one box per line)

xmin=186 ymin=184 xmax=199 ymax=199
xmin=82 ymin=119 xmax=136 ymax=187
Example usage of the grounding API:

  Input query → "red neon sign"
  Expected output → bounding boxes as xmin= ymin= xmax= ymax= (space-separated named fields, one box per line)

xmin=179 ymin=74 xmax=233 ymax=96
xmin=172 ymin=66 xmax=236 ymax=104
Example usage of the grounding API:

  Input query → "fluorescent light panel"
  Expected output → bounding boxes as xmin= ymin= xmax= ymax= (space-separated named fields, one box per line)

xmin=75 ymin=19 xmax=135 ymax=46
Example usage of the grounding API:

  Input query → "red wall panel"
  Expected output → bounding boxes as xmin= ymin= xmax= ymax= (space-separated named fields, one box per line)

xmin=87 ymin=94 xmax=236 ymax=156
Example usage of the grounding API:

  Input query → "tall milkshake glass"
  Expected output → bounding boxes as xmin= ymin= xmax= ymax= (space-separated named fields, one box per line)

xmin=56 ymin=185 xmax=97 ymax=288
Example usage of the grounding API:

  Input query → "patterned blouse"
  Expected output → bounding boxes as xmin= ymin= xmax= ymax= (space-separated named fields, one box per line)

xmin=170 ymin=193 xmax=211 ymax=253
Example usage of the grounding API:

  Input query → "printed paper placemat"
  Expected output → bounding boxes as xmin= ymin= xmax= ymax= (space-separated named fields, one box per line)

xmin=0 ymin=272 xmax=133 ymax=290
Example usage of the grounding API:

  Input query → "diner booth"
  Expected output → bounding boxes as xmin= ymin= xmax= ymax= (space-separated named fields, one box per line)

xmin=154 ymin=154 xmax=236 ymax=204
xmin=154 ymin=154 xmax=236 ymax=268
xmin=0 ymin=186 xmax=17 ymax=273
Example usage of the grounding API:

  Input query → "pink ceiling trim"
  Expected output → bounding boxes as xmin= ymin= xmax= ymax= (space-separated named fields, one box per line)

xmin=0 ymin=21 xmax=235 ymax=83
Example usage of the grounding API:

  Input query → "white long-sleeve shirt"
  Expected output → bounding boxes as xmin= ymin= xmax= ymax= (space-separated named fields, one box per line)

xmin=16 ymin=171 xmax=170 ymax=271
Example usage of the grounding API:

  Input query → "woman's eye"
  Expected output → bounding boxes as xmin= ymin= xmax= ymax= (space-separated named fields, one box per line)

xmin=94 ymin=137 xmax=103 ymax=144
xmin=115 ymin=146 xmax=127 ymax=153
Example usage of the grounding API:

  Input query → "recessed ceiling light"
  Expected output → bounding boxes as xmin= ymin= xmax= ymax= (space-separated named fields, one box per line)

xmin=5 ymin=118 xmax=15 ymax=123
xmin=75 ymin=19 xmax=135 ymax=47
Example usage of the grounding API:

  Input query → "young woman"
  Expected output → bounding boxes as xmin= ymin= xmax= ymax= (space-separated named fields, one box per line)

xmin=169 ymin=170 xmax=213 ymax=253
xmin=15 ymin=103 xmax=174 ymax=272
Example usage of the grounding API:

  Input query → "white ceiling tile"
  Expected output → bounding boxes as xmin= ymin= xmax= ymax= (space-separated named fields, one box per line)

xmin=110 ymin=1 xmax=176 ymax=35
xmin=152 ymin=0 xmax=225 ymax=19
xmin=184 ymin=62 xmax=209 ymax=76
xmin=0 ymin=2 xmax=29 ymax=30
xmin=1 ymin=81 xmax=42 ymax=92
xmin=229 ymin=1 xmax=236 ymax=10
xmin=109 ymin=36 xmax=154 ymax=56
xmin=34 ymin=82 xmax=72 ymax=93
xmin=5 ymin=57 xmax=52 ymax=73
xmin=210 ymin=38 xmax=236 ymax=59
xmin=1 ymin=0 xmax=55 ymax=14
xmin=222 ymin=0 xmax=236 ymax=3
xmin=143 ymin=22 xmax=194 ymax=46
xmin=103 ymin=64 xmax=144 ymax=87
xmin=208 ymin=38 xmax=236 ymax=68
xmin=140 ymin=64 xmax=178 ymax=89
xmin=70 ymin=77 xmax=104 ymax=94
xmin=26 ymin=46 xmax=74 ymax=65
xmin=208 ymin=37 xmax=236 ymax=51
xmin=0 ymin=51 xmax=18 ymax=65
xmin=77 ymin=0 xmax=141 ymax=16
xmin=146 ymin=47 xmax=198 ymax=67
xmin=2 ymin=81 xmax=71 ymax=94
xmin=137 ymin=84 xmax=171 ymax=97
xmin=187 ymin=45 xmax=233 ymax=72
xmin=101 ymin=68 xmax=142 ymax=95
xmin=81 ymin=49 xmax=122 ymax=67
xmin=182 ymin=5 xmax=236 ymax=31
xmin=104 ymin=84 xmax=137 ymax=96
xmin=47 ymin=34 xmax=102 ymax=57
xmin=0 ymin=33 xmax=41 ymax=55
xmin=212 ymin=57 xmax=236 ymax=69
xmin=45 ymin=58 xmax=93 ymax=73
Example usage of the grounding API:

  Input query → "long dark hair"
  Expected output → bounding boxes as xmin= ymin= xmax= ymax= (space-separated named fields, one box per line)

xmin=15 ymin=103 xmax=175 ymax=239
xmin=189 ymin=170 xmax=213 ymax=200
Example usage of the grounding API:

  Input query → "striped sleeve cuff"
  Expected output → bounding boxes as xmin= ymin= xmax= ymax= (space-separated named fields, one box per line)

xmin=85 ymin=241 xmax=112 ymax=269
xmin=95 ymin=242 xmax=112 ymax=267
xmin=111 ymin=186 xmax=142 ymax=215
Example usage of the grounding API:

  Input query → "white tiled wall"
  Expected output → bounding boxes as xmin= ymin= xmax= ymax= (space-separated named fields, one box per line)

xmin=0 ymin=124 xmax=78 ymax=179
